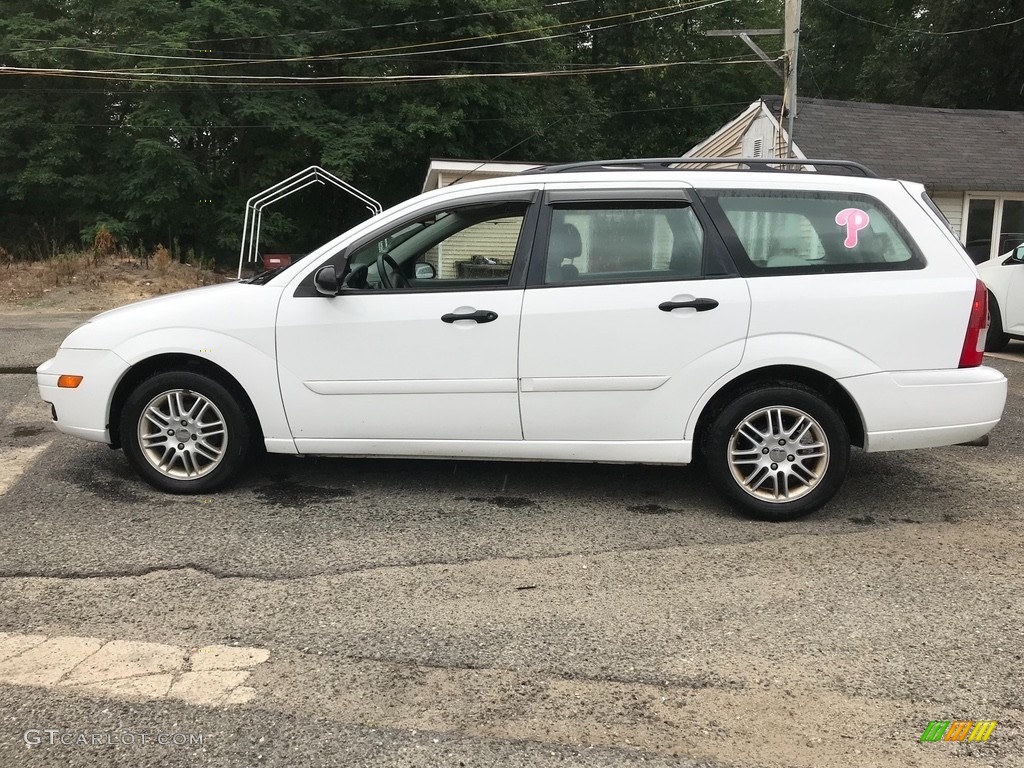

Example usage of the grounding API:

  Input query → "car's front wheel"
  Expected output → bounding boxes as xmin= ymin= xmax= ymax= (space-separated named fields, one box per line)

xmin=120 ymin=371 xmax=252 ymax=493
xmin=704 ymin=384 xmax=850 ymax=521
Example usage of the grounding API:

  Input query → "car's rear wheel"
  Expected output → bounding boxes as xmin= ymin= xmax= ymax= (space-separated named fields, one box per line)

xmin=120 ymin=371 xmax=251 ymax=493
xmin=986 ymin=295 xmax=1010 ymax=352
xmin=704 ymin=384 xmax=850 ymax=521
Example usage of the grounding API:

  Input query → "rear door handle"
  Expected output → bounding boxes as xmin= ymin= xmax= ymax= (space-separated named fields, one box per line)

xmin=659 ymin=298 xmax=719 ymax=313
xmin=441 ymin=310 xmax=498 ymax=324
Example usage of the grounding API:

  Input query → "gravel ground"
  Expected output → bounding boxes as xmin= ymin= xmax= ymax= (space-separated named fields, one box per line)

xmin=0 ymin=312 xmax=1022 ymax=768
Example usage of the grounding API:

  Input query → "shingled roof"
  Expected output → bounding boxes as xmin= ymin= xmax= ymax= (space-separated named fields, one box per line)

xmin=763 ymin=95 xmax=1024 ymax=191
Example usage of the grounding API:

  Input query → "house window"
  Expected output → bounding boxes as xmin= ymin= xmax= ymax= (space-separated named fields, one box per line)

xmin=963 ymin=195 xmax=1024 ymax=263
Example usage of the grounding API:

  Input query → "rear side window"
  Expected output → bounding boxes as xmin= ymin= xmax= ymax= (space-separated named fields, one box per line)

xmin=701 ymin=190 xmax=924 ymax=275
xmin=544 ymin=204 xmax=705 ymax=285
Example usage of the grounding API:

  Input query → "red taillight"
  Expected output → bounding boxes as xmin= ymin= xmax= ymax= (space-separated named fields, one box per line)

xmin=959 ymin=280 xmax=989 ymax=368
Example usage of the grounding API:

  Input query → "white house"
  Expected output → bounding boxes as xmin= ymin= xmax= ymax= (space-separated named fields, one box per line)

xmin=421 ymin=159 xmax=541 ymax=193
xmin=419 ymin=160 xmax=541 ymax=279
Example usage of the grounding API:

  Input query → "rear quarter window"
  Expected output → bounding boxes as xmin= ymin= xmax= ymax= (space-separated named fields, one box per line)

xmin=700 ymin=189 xmax=926 ymax=275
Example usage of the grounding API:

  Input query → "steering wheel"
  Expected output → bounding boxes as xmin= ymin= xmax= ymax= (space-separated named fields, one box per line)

xmin=376 ymin=252 xmax=410 ymax=290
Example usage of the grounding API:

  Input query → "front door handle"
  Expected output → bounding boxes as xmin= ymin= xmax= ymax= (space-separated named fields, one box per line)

xmin=441 ymin=310 xmax=498 ymax=324
xmin=659 ymin=298 xmax=719 ymax=313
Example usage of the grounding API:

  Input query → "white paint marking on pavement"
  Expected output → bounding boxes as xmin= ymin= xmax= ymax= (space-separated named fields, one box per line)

xmin=0 ymin=633 xmax=270 ymax=706
xmin=0 ymin=441 xmax=51 ymax=496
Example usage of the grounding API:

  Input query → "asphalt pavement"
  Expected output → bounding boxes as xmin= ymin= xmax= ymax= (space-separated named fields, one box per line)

xmin=0 ymin=312 xmax=1022 ymax=768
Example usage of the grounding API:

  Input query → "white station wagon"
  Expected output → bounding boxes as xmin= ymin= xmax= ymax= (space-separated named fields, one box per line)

xmin=37 ymin=158 xmax=1008 ymax=520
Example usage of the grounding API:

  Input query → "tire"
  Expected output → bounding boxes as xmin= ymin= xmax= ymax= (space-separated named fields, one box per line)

xmin=704 ymin=384 xmax=850 ymax=521
xmin=120 ymin=371 xmax=252 ymax=494
xmin=986 ymin=295 xmax=1010 ymax=352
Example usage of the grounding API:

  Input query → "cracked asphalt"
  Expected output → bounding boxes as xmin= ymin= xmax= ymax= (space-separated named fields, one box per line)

xmin=1 ymin=311 xmax=1023 ymax=768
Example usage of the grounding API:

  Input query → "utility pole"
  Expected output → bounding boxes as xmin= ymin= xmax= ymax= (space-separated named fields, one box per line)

xmin=705 ymin=0 xmax=802 ymax=158
xmin=783 ymin=0 xmax=802 ymax=158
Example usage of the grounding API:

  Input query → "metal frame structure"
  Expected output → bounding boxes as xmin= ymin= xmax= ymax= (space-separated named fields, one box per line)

xmin=236 ymin=166 xmax=383 ymax=279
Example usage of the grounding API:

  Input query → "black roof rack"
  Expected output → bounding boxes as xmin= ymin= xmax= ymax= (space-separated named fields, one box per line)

xmin=522 ymin=157 xmax=878 ymax=179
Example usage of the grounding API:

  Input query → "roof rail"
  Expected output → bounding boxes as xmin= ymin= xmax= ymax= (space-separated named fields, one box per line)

xmin=522 ymin=157 xmax=878 ymax=178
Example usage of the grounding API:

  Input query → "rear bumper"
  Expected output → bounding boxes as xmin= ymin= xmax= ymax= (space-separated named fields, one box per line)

xmin=840 ymin=366 xmax=1007 ymax=452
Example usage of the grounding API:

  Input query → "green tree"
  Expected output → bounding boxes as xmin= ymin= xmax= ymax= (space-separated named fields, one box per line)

xmin=802 ymin=0 xmax=1024 ymax=110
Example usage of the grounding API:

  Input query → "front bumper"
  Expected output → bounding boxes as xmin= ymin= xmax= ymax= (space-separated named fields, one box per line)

xmin=37 ymin=349 xmax=130 ymax=444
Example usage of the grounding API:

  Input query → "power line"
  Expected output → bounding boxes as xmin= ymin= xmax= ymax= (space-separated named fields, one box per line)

xmin=0 ymin=53 xmax=768 ymax=87
xmin=350 ymin=4 xmax=728 ymax=61
xmin=43 ymin=0 xmax=734 ymax=72
xmin=6 ymin=100 xmax=752 ymax=128
xmin=7 ymin=0 xmax=603 ymax=54
xmin=816 ymin=0 xmax=1024 ymax=36
xmin=189 ymin=0 xmax=602 ymax=45
xmin=8 ymin=2 xmax=724 ymax=67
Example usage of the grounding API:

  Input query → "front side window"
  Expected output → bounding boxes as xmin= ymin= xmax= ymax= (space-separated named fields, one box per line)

xmin=342 ymin=200 xmax=528 ymax=291
xmin=543 ymin=204 xmax=705 ymax=285
xmin=704 ymin=190 xmax=923 ymax=274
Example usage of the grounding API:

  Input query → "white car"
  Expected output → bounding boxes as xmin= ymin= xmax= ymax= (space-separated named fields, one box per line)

xmin=37 ymin=159 xmax=1008 ymax=521
xmin=977 ymin=244 xmax=1024 ymax=351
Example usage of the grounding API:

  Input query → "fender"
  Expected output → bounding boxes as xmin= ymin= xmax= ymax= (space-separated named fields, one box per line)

xmin=683 ymin=333 xmax=879 ymax=440
xmin=112 ymin=328 xmax=294 ymax=449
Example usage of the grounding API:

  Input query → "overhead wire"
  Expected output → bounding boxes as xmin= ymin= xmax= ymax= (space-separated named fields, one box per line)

xmin=7 ymin=0 xmax=601 ymax=53
xmin=0 ymin=52 xmax=772 ymax=87
xmin=347 ymin=3 xmax=729 ymax=61
xmin=816 ymin=0 xmax=1024 ymax=36
xmin=9 ymin=2 xmax=715 ymax=66
xmin=13 ymin=0 xmax=606 ymax=53
xmin=9 ymin=100 xmax=753 ymax=128
xmin=7 ymin=0 xmax=735 ymax=71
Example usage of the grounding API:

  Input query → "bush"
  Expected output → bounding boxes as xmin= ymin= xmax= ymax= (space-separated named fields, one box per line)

xmin=81 ymin=218 xmax=134 ymax=250
xmin=92 ymin=226 xmax=117 ymax=258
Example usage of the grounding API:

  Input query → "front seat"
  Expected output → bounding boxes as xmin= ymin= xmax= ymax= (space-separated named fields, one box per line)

xmin=546 ymin=222 xmax=583 ymax=283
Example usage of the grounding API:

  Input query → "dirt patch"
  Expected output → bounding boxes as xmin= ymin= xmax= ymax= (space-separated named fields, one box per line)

xmin=628 ymin=503 xmax=678 ymax=515
xmin=0 ymin=253 xmax=228 ymax=313
xmin=467 ymin=496 xmax=537 ymax=509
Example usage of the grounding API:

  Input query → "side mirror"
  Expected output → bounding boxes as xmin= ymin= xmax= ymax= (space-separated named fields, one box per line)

xmin=414 ymin=262 xmax=437 ymax=279
xmin=1015 ymin=244 xmax=1024 ymax=263
xmin=313 ymin=265 xmax=339 ymax=296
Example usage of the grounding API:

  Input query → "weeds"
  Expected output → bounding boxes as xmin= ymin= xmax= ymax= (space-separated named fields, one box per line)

xmin=92 ymin=226 xmax=117 ymax=260
xmin=2 ymin=245 xmax=224 ymax=309
xmin=152 ymin=244 xmax=172 ymax=275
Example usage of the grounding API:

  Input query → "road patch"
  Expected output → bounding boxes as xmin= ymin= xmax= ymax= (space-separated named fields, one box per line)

xmin=0 ymin=632 xmax=269 ymax=706
xmin=0 ymin=442 xmax=51 ymax=496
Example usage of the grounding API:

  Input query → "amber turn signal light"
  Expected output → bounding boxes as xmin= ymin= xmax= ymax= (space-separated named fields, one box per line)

xmin=57 ymin=375 xmax=84 ymax=389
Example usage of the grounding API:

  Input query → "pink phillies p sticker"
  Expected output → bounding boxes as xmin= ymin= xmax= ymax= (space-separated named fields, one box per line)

xmin=835 ymin=208 xmax=870 ymax=248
